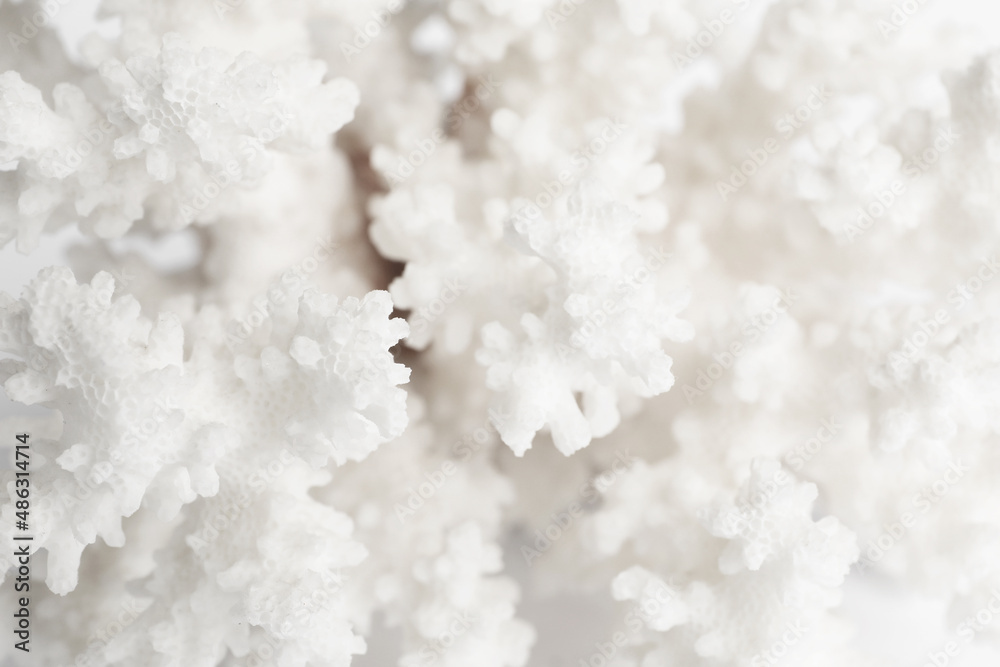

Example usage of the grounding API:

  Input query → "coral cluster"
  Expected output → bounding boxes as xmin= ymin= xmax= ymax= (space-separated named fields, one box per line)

xmin=2 ymin=0 xmax=1000 ymax=665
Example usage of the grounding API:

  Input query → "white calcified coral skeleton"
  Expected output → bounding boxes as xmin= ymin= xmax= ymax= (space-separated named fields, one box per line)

xmin=2 ymin=0 xmax=1000 ymax=666
xmin=0 ymin=268 xmax=408 ymax=665
xmin=0 ymin=33 xmax=358 ymax=249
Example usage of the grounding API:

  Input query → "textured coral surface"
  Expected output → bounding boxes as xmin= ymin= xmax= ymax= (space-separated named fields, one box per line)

xmin=2 ymin=0 xmax=1000 ymax=666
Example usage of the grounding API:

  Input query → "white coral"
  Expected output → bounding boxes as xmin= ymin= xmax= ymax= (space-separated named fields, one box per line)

xmin=3 ymin=0 xmax=1000 ymax=665
xmin=0 ymin=34 xmax=358 ymax=249
xmin=0 ymin=268 xmax=408 ymax=611
xmin=477 ymin=187 xmax=692 ymax=456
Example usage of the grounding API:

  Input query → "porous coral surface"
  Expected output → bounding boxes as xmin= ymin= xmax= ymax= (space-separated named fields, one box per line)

xmin=2 ymin=1 xmax=1000 ymax=666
